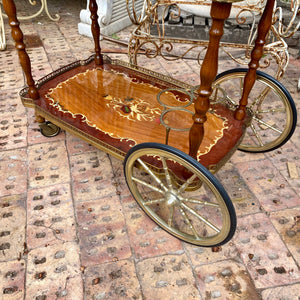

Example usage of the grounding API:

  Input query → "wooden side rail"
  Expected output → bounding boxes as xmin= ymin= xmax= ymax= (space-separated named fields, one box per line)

xmin=189 ymin=0 xmax=232 ymax=159
xmin=235 ymin=0 xmax=276 ymax=120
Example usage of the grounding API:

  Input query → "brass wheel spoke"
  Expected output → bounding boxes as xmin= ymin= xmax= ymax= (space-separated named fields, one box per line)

xmin=213 ymin=86 xmax=233 ymax=105
xmin=256 ymin=108 xmax=285 ymax=114
xmin=239 ymin=77 xmax=243 ymax=97
xmin=249 ymin=94 xmax=264 ymax=110
xmin=132 ymin=176 xmax=165 ymax=194
xmin=253 ymin=116 xmax=282 ymax=134
xmin=168 ymin=206 xmax=174 ymax=227
xmin=179 ymin=206 xmax=200 ymax=239
xmin=178 ymin=174 xmax=198 ymax=194
xmin=144 ymin=198 xmax=165 ymax=206
xmin=181 ymin=203 xmax=220 ymax=233
xmin=250 ymin=123 xmax=264 ymax=146
xmin=212 ymin=86 xmax=219 ymax=102
xmin=161 ymin=156 xmax=173 ymax=190
xmin=137 ymin=158 xmax=168 ymax=192
xmin=249 ymin=87 xmax=270 ymax=110
xmin=225 ymin=94 xmax=237 ymax=106
xmin=182 ymin=197 xmax=219 ymax=207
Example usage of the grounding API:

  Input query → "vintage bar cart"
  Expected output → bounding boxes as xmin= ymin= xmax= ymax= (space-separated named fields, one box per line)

xmin=3 ymin=0 xmax=297 ymax=247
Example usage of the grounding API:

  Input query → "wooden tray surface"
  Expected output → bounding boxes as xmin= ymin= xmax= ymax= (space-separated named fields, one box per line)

xmin=21 ymin=57 xmax=247 ymax=169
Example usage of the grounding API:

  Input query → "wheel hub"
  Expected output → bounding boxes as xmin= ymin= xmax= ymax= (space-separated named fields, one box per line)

xmin=165 ymin=191 xmax=180 ymax=207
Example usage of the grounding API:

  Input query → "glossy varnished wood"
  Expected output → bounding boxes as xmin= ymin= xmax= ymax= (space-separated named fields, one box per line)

xmin=46 ymin=67 xmax=227 ymax=154
xmin=89 ymin=0 xmax=103 ymax=65
xmin=20 ymin=58 xmax=247 ymax=169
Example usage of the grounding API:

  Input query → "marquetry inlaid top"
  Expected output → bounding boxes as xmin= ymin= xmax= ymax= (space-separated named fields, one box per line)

xmin=46 ymin=68 xmax=227 ymax=159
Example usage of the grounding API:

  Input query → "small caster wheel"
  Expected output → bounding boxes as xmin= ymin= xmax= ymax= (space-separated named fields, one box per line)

xmin=39 ymin=121 xmax=60 ymax=137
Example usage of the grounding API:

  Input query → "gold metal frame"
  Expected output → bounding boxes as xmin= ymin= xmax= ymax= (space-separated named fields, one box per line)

xmin=20 ymin=53 xmax=242 ymax=168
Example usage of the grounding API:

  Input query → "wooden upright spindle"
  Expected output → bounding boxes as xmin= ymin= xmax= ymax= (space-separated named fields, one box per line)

xmin=189 ymin=1 xmax=232 ymax=159
xmin=3 ymin=0 xmax=39 ymax=100
xmin=89 ymin=0 xmax=103 ymax=65
xmin=234 ymin=0 xmax=275 ymax=120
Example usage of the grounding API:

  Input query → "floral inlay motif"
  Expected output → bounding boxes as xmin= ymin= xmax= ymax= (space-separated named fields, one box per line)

xmin=103 ymin=95 xmax=162 ymax=122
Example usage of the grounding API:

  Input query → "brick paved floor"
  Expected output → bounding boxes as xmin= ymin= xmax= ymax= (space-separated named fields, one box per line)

xmin=0 ymin=0 xmax=299 ymax=299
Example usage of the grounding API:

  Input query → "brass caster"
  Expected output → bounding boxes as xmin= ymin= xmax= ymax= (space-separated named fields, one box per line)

xmin=39 ymin=121 xmax=60 ymax=137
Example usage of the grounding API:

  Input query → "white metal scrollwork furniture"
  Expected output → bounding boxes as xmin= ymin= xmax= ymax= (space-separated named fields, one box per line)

xmin=128 ymin=0 xmax=300 ymax=80
xmin=0 ymin=0 xmax=59 ymax=50
xmin=79 ymin=0 xmax=145 ymax=37
xmin=0 ymin=3 xmax=5 ymax=50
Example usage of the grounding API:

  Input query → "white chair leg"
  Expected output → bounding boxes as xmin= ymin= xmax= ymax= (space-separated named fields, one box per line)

xmin=0 ymin=4 xmax=6 ymax=50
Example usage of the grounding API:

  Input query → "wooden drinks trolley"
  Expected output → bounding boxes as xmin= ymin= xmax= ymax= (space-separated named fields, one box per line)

xmin=3 ymin=0 xmax=297 ymax=247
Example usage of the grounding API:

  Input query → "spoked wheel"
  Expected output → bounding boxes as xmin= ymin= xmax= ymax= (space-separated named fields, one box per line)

xmin=214 ymin=69 xmax=297 ymax=152
xmin=124 ymin=143 xmax=236 ymax=247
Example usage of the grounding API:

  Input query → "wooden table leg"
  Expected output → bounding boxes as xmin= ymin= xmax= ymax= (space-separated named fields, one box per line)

xmin=3 ymin=0 xmax=44 ymax=123
xmin=89 ymin=0 xmax=103 ymax=65
xmin=189 ymin=0 xmax=232 ymax=159
xmin=234 ymin=0 xmax=276 ymax=120
xmin=3 ymin=0 xmax=39 ymax=101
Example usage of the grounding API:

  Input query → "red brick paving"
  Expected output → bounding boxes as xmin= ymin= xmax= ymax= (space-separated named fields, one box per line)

xmin=0 ymin=0 xmax=299 ymax=299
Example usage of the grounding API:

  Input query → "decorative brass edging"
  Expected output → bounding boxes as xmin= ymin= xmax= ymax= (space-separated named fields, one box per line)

xmin=20 ymin=54 xmax=194 ymax=102
xmin=34 ymin=105 xmax=127 ymax=161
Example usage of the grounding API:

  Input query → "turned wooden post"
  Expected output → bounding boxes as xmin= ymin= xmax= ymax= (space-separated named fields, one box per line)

xmin=234 ymin=0 xmax=275 ymax=120
xmin=189 ymin=1 xmax=232 ymax=159
xmin=3 ymin=0 xmax=39 ymax=101
xmin=89 ymin=0 xmax=103 ymax=65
